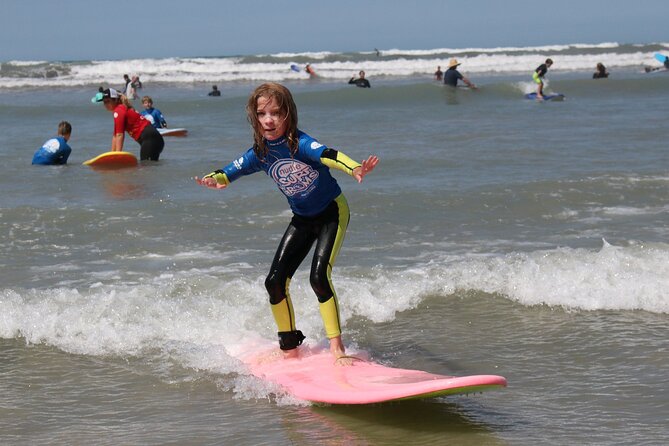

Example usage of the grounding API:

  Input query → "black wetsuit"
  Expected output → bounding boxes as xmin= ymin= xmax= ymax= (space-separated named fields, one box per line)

xmin=138 ymin=125 xmax=164 ymax=161
xmin=349 ymin=77 xmax=371 ymax=88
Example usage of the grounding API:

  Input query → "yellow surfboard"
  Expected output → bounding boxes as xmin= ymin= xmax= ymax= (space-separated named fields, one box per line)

xmin=83 ymin=151 xmax=138 ymax=168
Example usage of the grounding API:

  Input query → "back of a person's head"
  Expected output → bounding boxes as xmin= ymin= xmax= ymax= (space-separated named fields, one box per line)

xmin=58 ymin=121 xmax=72 ymax=136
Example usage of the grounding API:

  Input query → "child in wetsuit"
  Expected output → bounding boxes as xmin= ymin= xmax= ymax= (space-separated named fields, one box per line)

xmin=196 ymin=83 xmax=379 ymax=362
xmin=533 ymin=58 xmax=553 ymax=99
xmin=32 ymin=121 xmax=72 ymax=165
xmin=140 ymin=96 xmax=168 ymax=129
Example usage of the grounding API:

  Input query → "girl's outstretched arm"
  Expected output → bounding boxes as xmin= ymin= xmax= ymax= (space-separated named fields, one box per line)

xmin=352 ymin=155 xmax=379 ymax=183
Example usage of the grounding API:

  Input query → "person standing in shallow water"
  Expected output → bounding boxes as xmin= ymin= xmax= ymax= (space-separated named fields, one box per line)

xmin=195 ymin=83 xmax=379 ymax=363
xmin=32 ymin=121 xmax=72 ymax=165
xmin=593 ymin=63 xmax=609 ymax=79
xmin=443 ymin=58 xmax=477 ymax=88
xmin=434 ymin=66 xmax=443 ymax=81
xmin=92 ymin=88 xmax=164 ymax=161
xmin=348 ymin=71 xmax=371 ymax=88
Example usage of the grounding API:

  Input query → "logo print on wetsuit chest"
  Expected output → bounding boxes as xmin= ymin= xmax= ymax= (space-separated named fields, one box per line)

xmin=269 ymin=159 xmax=319 ymax=197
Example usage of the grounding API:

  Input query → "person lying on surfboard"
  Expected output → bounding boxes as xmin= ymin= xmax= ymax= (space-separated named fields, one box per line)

xmin=92 ymin=88 xmax=165 ymax=161
xmin=195 ymin=82 xmax=379 ymax=363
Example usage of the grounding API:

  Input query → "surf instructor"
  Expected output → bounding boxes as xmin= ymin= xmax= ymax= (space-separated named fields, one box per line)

xmin=443 ymin=58 xmax=477 ymax=88
xmin=92 ymin=88 xmax=164 ymax=160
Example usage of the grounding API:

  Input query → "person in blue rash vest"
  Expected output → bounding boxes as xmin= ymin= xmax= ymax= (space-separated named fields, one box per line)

xmin=140 ymin=96 xmax=167 ymax=129
xmin=32 ymin=121 xmax=72 ymax=165
xmin=196 ymin=82 xmax=379 ymax=364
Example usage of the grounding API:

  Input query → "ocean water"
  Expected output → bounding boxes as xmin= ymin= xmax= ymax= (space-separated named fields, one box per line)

xmin=1 ymin=43 xmax=668 ymax=445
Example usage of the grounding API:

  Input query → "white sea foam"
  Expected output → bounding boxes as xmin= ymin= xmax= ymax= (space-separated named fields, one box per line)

xmin=2 ymin=240 xmax=666 ymax=357
xmin=379 ymin=42 xmax=622 ymax=57
xmin=1 ymin=239 xmax=666 ymax=402
xmin=2 ymin=42 xmax=668 ymax=88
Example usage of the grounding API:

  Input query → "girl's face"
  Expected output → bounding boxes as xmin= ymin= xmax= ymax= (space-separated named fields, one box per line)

xmin=256 ymin=95 xmax=287 ymax=141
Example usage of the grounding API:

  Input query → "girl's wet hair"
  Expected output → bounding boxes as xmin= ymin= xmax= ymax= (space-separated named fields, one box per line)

xmin=246 ymin=83 xmax=299 ymax=159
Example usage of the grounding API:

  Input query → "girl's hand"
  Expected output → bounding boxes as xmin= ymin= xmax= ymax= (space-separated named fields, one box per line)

xmin=352 ymin=155 xmax=379 ymax=183
xmin=194 ymin=176 xmax=228 ymax=189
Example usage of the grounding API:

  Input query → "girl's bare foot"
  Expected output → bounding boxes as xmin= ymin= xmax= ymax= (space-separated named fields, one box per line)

xmin=329 ymin=336 xmax=355 ymax=366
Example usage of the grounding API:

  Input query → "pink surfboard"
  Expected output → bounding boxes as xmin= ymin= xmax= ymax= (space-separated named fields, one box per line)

xmin=244 ymin=349 xmax=506 ymax=404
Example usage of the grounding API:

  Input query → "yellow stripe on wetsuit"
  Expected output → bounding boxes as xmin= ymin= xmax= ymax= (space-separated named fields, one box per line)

xmin=320 ymin=150 xmax=361 ymax=176
xmin=318 ymin=193 xmax=350 ymax=338
xmin=271 ymin=278 xmax=296 ymax=332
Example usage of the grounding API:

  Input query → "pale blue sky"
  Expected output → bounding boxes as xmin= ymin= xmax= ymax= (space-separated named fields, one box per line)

xmin=2 ymin=0 xmax=667 ymax=61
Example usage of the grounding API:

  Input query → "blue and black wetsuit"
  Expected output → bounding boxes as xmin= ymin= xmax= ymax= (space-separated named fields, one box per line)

xmin=204 ymin=130 xmax=361 ymax=350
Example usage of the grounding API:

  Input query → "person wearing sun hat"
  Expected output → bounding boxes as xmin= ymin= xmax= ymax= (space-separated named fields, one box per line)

xmin=92 ymin=88 xmax=164 ymax=160
xmin=443 ymin=58 xmax=477 ymax=89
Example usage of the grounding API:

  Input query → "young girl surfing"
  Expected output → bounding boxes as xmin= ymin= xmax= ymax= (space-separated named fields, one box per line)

xmin=196 ymin=83 xmax=379 ymax=363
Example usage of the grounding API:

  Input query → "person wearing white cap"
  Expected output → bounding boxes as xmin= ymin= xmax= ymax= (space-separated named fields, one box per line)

xmin=92 ymin=88 xmax=164 ymax=160
xmin=443 ymin=58 xmax=476 ymax=89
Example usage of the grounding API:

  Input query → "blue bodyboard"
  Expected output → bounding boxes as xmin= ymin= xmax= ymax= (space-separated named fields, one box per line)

xmin=525 ymin=92 xmax=565 ymax=101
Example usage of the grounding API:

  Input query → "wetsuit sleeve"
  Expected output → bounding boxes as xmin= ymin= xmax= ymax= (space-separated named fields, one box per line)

xmin=202 ymin=170 xmax=230 ymax=186
xmin=157 ymin=109 xmax=167 ymax=127
xmin=203 ymin=148 xmax=261 ymax=185
xmin=320 ymin=148 xmax=361 ymax=176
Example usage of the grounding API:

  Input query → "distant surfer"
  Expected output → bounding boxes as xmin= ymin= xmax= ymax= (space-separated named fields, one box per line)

xmin=434 ymin=65 xmax=443 ymax=81
xmin=349 ymin=70 xmax=371 ymax=88
xmin=208 ymin=85 xmax=221 ymax=96
xmin=443 ymin=58 xmax=477 ymax=89
xmin=123 ymin=74 xmax=132 ymax=96
xmin=92 ymin=88 xmax=164 ymax=160
xmin=533 ymin=58 xmax=553 ymax=100
xmin=32 ymin=121 xmax=72 ymax=165
xmin=305 ymin=63 xmax=317 ymax=77
xmin=140 ymin=96 xmax=167 ymax=129
xmin=592 ymin=62 xmax=609 ymax=79
xmin=195 ymin=83 xmax=379 ymax=363
xmin=132 ymin=75 xmax=142 ymax=91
